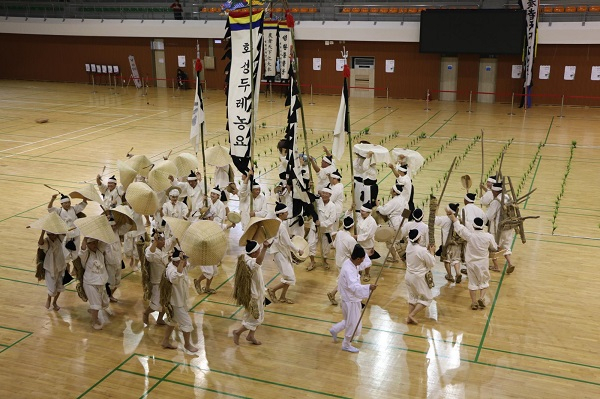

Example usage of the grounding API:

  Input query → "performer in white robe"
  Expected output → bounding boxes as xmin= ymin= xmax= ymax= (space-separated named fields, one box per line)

xmin=206 ymin=186 xmax=228 ymax=228
xmin=47 ymin=193 xmax=87 ymax=262
xmin=194 ymin=218 xmax=231 ymax=295
xmin=404 ymin=229 xmax=436 ymax=324
xmin=463 ymin=193 xmax=487 ymax=229
xmin=329 ymin=245 xmax=375 ymax=353
xmin=123 ymin=205 xmax=145 ymax=271
xmin=356 ymin=203 xmax=378 ymax=281
xmin=143 ymin=231 xmax=171 ymax=325
xmin=361 ymin=151 xmax=379 ymax=208
xmin=97 ymin=175 xmax=125 ymax=209
xmin=329 ymin=171 xmax=344 ymax=224
xmin=214 ymin=164 xmax=236 ymax=207
xmin=309 ymin=148 xmax=336 ymax=193
xmin=450 ymin=214 xmax=498 ymax=310
xmin=389 ymin=162 xmax=414 ymax=215
xmin=401 ymin=208 xmax=429 ymax=247
xmin=102 ymin=220 xmax=123 ymax=302
xmin=161 ymin=248 xmax=198 ymax=352
xmin=266 ymin=203 xmax=301 ymax=304
xmin=327 ymin=216 xmax=358 ymax=306
xmin=376 ymin=184 xmax=408 ymax=262
xmin=238 ymin=172 xmax=268 ymax=230
xmin=486 ymin=182 xmax=516 ymax=273
xmin=38 ymin=230 xmax=67 ymax=311
xmin=353 ymin=154 xmax=366 ymax=213
xmin=479 ymin=176 xmax=497 ymax=209
xmin=232 ymin=240 xmax=270 ymax=346
xmin=170 ymin=171 xmax=206 ymax=221
xmin=434 ymin=203 xmax=464 ymax=283
xmin=315 ymin=186 xmax=337 ymax=267
xmin=80 ymin=238 xmax=110 ymax=330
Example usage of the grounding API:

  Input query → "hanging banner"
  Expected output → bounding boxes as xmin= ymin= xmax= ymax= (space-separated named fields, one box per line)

xmin=128 ymin=55 xmax=142 ymax=89
xmin=263 ymin=19 xmax=278 ymax=81
xmin=520 ymin=0 xmax=538 ymax=88
xmin=278 ymin=21 xmax=291 ymax=80
xmin=225 ymin=9 xmax=264 ymax=175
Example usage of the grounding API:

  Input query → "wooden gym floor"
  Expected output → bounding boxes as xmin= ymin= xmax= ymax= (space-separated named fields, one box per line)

xmin=0 ymin=79 xmax=599 ymax=398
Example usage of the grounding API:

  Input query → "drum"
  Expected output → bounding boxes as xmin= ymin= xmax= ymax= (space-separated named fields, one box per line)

xmin=290 ymin=235 xmax=309 ymax=264
xmin=353 ymin=143 xmax=391 ymax=164
xmin=374 ymin=226 xmax=395 ymax=242
xmin=227 ymin=212 xmax=242 ymax=224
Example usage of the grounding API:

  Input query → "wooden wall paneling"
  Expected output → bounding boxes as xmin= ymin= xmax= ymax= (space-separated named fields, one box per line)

xmin=456 ymin=54 xmax=479 ymax=102
xmin=496 ymin=55 xmax=525 ymax=104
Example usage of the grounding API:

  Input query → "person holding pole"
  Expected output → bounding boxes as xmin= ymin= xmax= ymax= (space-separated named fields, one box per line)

xmin=404 ymin=229 xmax=436 ymax=325
xmin=329 ymin=244 xmax=375 ymax=353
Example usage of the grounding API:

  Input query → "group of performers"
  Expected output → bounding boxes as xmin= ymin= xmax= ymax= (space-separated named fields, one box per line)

xmin=34 ymin=142 xmax=519 ymax=353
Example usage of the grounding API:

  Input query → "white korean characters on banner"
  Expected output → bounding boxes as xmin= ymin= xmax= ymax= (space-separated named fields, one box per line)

xmin=539 ymin=65 xmax=550 ymax=80
xmin=564 ymin=66 xmax=576 ymax=80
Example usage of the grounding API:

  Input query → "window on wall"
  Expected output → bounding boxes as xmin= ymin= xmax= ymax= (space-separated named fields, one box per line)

xmin=352 ymin=57 xmax=375 ymax=69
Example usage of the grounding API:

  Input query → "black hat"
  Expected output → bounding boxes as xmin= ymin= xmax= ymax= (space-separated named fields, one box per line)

xmin=172 ymin=247 xmax=182 ymax=260
xmin=360 ymin=202 xmax=373 ymax=213
xmin=448 ymin=203 xmax=460 ymax=214
xmin=492 ymin=182 xmax=503 ymax=192
xmin=245 ymin=240 xmax=260 ymax=254
xmin=275 ymin=202 xmax=288 ymax=215
xmin=60 ymin=194 xmax=70 ymax=203
xmin=464 ymin=193 xmax=476 ymax=203
xmin=108 ymin=175 xmax=117 ymax=183
xmin=188 ymin=170 xmax=197 ymax=181
xmin=351 ymin=244 xmax=366 ymax=260
xmin=408 ymin=229 xmax=421 ymax=242
xmin=473 ymin=217 xmax=484 ymax=230
xmin=412 ymin=208 xmax=424 ymax=222
xmin=343 ymin=216 xmax=354 ymax=229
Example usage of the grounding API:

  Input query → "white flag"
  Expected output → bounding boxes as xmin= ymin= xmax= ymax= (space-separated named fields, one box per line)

xmin=190 ymin=73 xmax=205 ymax=153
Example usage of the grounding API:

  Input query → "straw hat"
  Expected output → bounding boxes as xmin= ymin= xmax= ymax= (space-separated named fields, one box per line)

xmin=148 ymin=160 xmax=178 ymax=192
xmin=74 ymin=215 xmax=118 ymax=244
xmin=238 ymin=217 xmax=281 ymax=246
xmin=117 ymin=160 xmax=138 ymax=191
xmin=28 ymin=212 xmax=69 ymax=234
xmin=126 ymin=182 xmax=159 ymax=215
xmin=181 ymin=221 xmax=227 ymax=265
xmin=106 ymin=205 xmax=135 ymax=232
xmin=165 ymin=186 xmax=183 ymax=197
xmin=174 ymin=153 xmax=198 ymax=177
xmin=125 ymin=154 xmax=152 ymax=177
xmin=204 ymin=145 xmax=232 ymax=167
xmin=374 ymin=226 xmax=395 ymax=242
xmin=163 ymin=217 xmax=191 ymax=241
xmin=69 ymin=183 xmax=104 ymax=204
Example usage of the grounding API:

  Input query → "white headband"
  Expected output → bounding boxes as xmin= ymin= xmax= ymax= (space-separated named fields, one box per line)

xmin=492 ymin=186 xmax=503 ymax=192
xmin=321 ymin=187 xmax=332 ymax=194
xmin=445 ymin=204 xmax=456 ymax=214
xmin=396 ymin=165 xmax=407 ymax=173
xmin=60 ymin=197 xmax=70 ymax=204
xmin=464 ymin=194 xmax=475 ymax=203
xmin=487 ymin=177 xmax=496 ymax=184
xmin=360 ymin=205 xmax=372 ymax=213
xmin=252 ymin=184 xmax=261 ymax=190
xmin=108 ymin=177 xmax=117 ymax=183
xmin=331 ymin=173 xmax=341 ymax=180
xmin=188 ymin=176 xmax=197 ymax=181
xmin=275 ymin=206 xmax=289 ymax=215
xmin=210 ymin=187 xmax=221 ymax=195
xmin=322 ymin=157 xmax=332 ymax=165
xmin=169 ymin=189 xmax=180 ymax=197
xmin=246 ymin=242 xmax=260 ymax=255
xmin=409 ymin=230 xmax=422 ymax=243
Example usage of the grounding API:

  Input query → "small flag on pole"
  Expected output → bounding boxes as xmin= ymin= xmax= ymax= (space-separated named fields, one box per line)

xmin=332 ymin=64 xmax=350 ymax=161
xmin=190 ymin=57 xmax=205 ymax=153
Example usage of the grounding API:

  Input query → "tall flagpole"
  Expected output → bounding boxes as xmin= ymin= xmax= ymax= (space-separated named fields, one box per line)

xmin=197 ymin=41 xmax=209 ymax=207
xmin=341 ymin=48 xmax=356 ymax=226
xmin=248 ymin=2 xmax=256 ymax=214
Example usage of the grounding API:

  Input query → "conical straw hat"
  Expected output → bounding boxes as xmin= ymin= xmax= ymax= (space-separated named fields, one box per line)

xmin=74 ymin=215 xmax=118 ymax=244
xmin=163 ymin=217 xmax=191 ymax=241
xmin=238 ymin=217 xmax=281 ymax=246
xmin=390 ymin=148 xmax=425 ymax=178
xmin=117 ymin=160 xmax=138 ymax=191
xmin=69 ymin=183 xmax=104 ymax=204
xmin=106 ymin=205 xmax=135 ymax=232
xmin=148 ymin=160 xmax=178 ymax=192
xmin=181 ymin=221 xmax=227 ymax=266
xmin=126 ymin=155 xmax=152 ymax=177
xmin=174 ymin=153 xmax=198 ymax=177
xmin=28 ymin=212 xmax=69 ymax=234
xmin=126 ymin=182 xmax=159 ymax=215
xmin=204 ymin=145 xmax=232 ymax=167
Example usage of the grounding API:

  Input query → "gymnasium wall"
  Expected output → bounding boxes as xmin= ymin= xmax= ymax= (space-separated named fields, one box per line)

xmin=1 ymin=19 xmax=600 ymax=104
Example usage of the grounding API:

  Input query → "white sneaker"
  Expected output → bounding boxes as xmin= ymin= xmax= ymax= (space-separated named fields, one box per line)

xmin=342 ymin=345 xmax=359 ymax=353
xmin=329 ymin=328 xmax=338 ymax=343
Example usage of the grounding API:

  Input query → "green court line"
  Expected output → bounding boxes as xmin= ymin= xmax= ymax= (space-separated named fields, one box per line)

xmin=543 ymin=116 xmax=554 ymax=145
xmin=0 ymin=264 xmax=33 ymax=273
xmin=0 ymin=343 xmax=9 ymax=347
xmin=534 ymin=238 xmax=600 ymax=249
xmin=132 ymin=353 xmax=352 ymax=399
xmin=0 ymin=202 xmax=47 ymax=224
xmin=428 ymin=112 xmax=458 ymax=138
xmin=76 ymin=353 xmax=136 ymax=398
xmin=0 ymin=274 xmax=76 ymax=292
xmin=474 ymin=360 xmax=600 ymax=387
xmin=189 ymin=273 xmax=236 ymax=311
xmin=140 ymin=364 xmax=179 ymax=399
xmin=0 ymin=331 xmax=32 ymax=354
xmin=482 ymin=347 xmax=600 ymax=371
xmin=407 ymin=110 xmax=441 ymax=137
